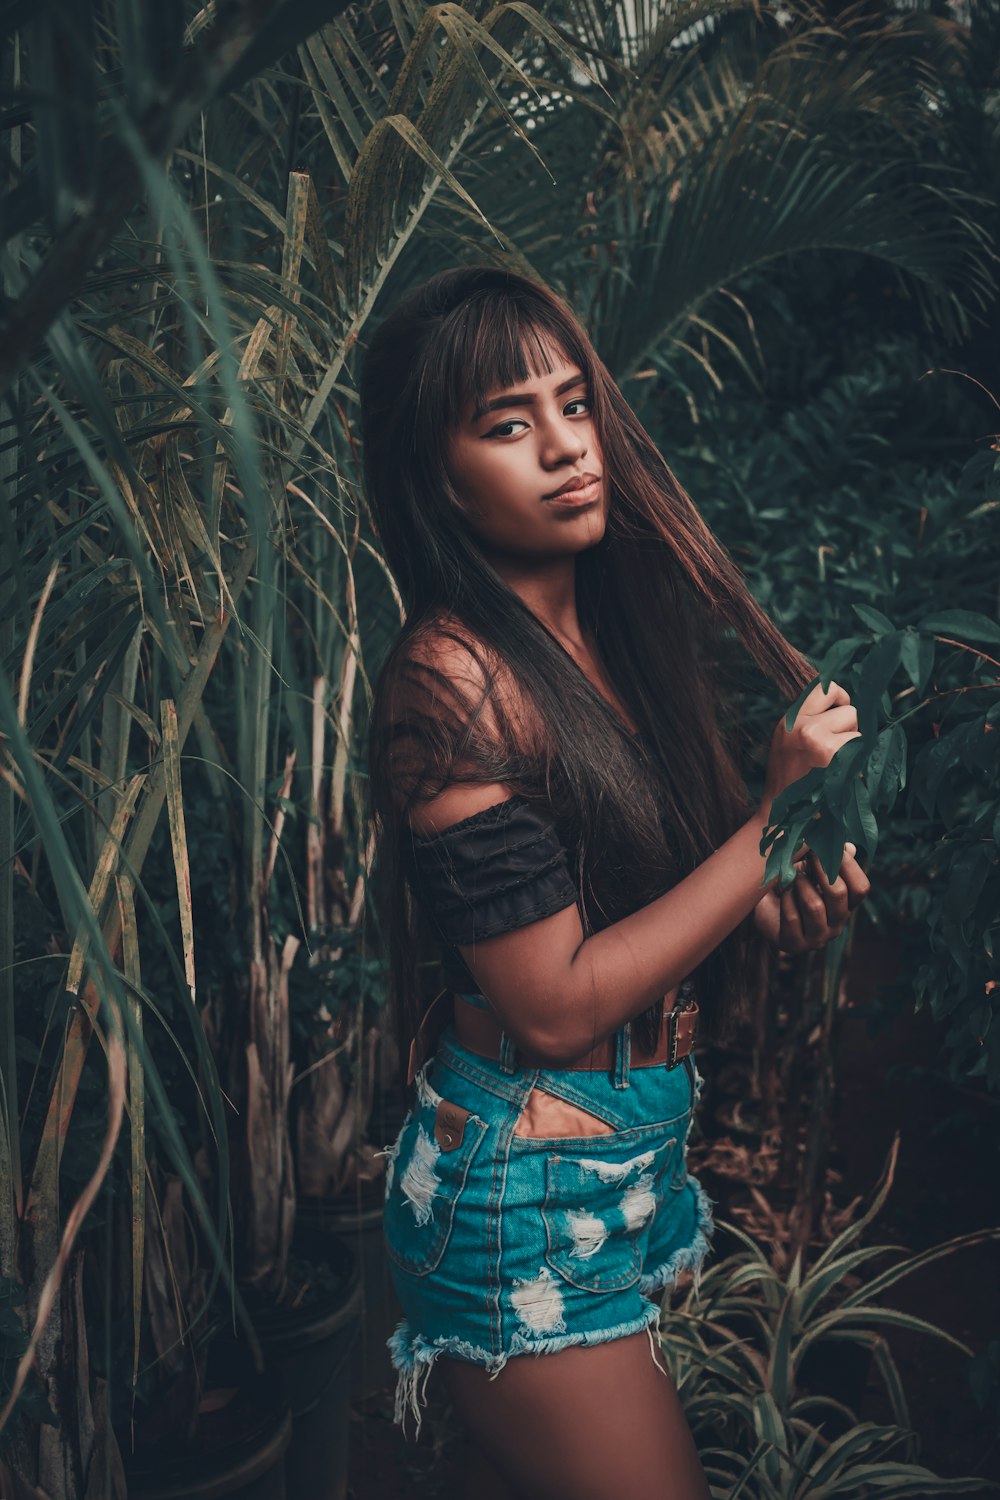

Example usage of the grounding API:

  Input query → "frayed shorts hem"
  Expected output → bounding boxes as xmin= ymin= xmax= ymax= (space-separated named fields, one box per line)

xmin=387 ymin=1174 xmax=717 ymax=1439
xmin=388 ymin=1300 xmax=663 ymax=1438
xmin=636 ymin=1179 xmax=715 ymax=1299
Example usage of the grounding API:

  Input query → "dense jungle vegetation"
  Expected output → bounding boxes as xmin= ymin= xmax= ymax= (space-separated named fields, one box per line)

xmin=0 ymin=2 xmax=998 ymax=1496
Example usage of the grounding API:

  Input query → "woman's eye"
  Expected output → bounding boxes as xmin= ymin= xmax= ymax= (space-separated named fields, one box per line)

xmin=485 ymin=397 xmax=590 ymax=439
xmin=486 ymin=419 xmax=528 ymax=438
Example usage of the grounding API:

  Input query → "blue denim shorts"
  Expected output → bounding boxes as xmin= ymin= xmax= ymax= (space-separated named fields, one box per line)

xmin=381 ymin=992 xmax=714 ymax=1434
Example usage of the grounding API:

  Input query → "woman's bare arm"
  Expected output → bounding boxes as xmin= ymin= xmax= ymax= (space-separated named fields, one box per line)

xmin=442 ymin=795 xmax=780 ymax=1065
xmin=402 ymin=629 xmax=861 ymax=1066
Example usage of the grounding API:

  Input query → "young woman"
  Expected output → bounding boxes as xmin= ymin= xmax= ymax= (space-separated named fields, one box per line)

xmin=361 ymin=265 xmax=870 ymax=1500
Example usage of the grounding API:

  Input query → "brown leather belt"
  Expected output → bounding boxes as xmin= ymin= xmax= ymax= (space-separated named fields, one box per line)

xmin=452 ymin=993 xmax=698 ymax=1072
xmin=406 ymin=986 xmax=699 ymax=1086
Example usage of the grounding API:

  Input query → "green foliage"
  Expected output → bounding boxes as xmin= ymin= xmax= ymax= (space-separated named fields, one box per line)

xmin=658 ymin=1143 xmax=999 ymax=1496
xmin=287 ymin=925 xmax=389 ymax=1051
xmin=2 ymin=0 xmax=999 ymax=1487
xmin=753 ymin=545 xmax=1000 ymax=1089
xmin=658 ymin=254 xmax=999 ymax=1085
xmin=0 ymin=0 xmax=607 ymax=1478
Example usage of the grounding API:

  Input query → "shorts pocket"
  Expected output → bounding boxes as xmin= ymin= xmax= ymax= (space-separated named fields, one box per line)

xmin=512 ymin=1087 xmax=617 ymax=1140
xmin=542 ymin=1132 xmax=679 ymax=1293
xmin=384 ymin=1092 xmax=488 ymax=1278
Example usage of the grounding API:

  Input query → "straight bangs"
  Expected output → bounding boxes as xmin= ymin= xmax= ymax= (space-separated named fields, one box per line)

xmin=426 ymin=289 xmax=598 ymax=435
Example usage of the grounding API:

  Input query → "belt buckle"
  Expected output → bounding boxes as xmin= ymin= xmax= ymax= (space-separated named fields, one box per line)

xmin=666 ymin=988 xmax=698 ymax=1069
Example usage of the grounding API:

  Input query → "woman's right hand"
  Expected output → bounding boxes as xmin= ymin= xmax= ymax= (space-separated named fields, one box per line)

xmin=761 ymin=679 xmax=862 ymax=809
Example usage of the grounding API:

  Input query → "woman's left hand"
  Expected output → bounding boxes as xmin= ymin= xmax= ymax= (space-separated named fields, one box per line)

xmin=753 ymin=842 xmax=871 ymax=953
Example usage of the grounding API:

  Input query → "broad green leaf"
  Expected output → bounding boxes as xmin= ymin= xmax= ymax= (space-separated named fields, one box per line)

xmin=899 ymin=629 xmax=935 ymax=695
xmin=813 ymin=635 xmax=870 ymax=691
xmin=917 ymin=609 xmax=1000 ymax=647
xmin=849 ymin=776 xmax=879 ymax=863
xmin=853 ymin=603 xmax=898 ymax=636
xmin=865 ymin=723 xmax=907 ymax=809
xmin=856 ymin=631 xmax=903 ymax=740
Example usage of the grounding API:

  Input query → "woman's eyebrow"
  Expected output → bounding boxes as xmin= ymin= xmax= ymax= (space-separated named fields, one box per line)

xmin=472 ymin=372 xmax=586 ymax=421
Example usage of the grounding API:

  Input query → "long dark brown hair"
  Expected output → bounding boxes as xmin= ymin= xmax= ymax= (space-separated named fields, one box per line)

xmin=360 ymin=264 xmax=815 ymax=1067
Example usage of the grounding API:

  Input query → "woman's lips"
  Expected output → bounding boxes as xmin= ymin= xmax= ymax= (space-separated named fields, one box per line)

xmin=543 ymin=477 xmax=601 ymax=509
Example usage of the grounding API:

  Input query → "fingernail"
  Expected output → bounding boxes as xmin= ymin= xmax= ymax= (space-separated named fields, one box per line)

xmin=846 ymin=842 xmax=857 ymax=856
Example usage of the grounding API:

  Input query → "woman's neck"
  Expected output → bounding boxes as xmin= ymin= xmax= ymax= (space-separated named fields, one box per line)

xmin=487 ymin=551 xmax=585 ymax=647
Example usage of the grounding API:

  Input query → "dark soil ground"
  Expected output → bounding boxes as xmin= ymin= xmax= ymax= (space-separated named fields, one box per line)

xmin=346 ymin=922 xmax=1000 ymax=1497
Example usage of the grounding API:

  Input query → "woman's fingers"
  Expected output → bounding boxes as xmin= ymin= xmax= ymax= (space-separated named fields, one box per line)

xmin=789 ymin=844 xmax=870 ymax=947
xmin=838 ymin=842 xmax=872 ymax=909
xmin=803 ymin=849 xmax=851 ymax=928
xmin=813 ymin=705 xmax=860 ymax=734
xmin=782 ymin=868 xmax=829 ymax=947
xmin=763 ymin=840 xmax=872 ymax=952
xmin=778 ymin=881 xmax=806 ymax=948
xmin=803 ymin=679 xmax=852 ymax=712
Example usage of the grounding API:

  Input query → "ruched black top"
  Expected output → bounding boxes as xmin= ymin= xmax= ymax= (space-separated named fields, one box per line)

xmin=400 ymin=721 xmax=663 ymax=996
xmin=403 ymin=795 xmax=579 ymax=995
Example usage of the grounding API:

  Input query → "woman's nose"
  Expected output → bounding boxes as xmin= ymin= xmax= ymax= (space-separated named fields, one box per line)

xmin=541 ymin=420 xmax=587 ymax=466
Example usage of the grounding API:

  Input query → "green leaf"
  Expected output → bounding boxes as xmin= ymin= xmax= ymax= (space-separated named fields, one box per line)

xmin=805 ymin=808 xmax=855 ymax=886
xmin=804 ymin=1422 xmax=913 ymax=1490
xmin=796 ymin=1244 xmax=905 ymax=1325
xmin=766 ymin=1291 xmax=796 ymax=1410
xmin=824 ymin=1462 xmax=989 ymax=1495
xmin=917 ymin=610 xmax=1000 ymax=646
xmin=751 ymin=1391 xmax=791 ymax=1484
xmin=899 ymin=629 xmax=935 ymax=695
xmin=724 ymin=1441 xmax=777 ymax=1498
xmin=945 ymin=845 xmax=991 ymax=920
xmin=853 ymin=603 xmax=898 ymax=636
xmin=804 ymin=1305 xmax=973 ymax=1359
xmin=810 ymin=1139 xmax=901 ymax=1278
xmin=865 ymin=723 xmax=907 ymax=810
xmin=813 ymin=635 xmax=870 ymax=690
xmin=851 ymin=780 xmax=881 ymax=864
xmin=857 ymin=631 xmax=904 ymax=740
xmin=783 ymin=676 xmax=823 ymax=734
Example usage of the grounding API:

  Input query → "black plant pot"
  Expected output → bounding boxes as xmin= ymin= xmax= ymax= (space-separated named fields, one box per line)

xmin=248 ymin=1231 xmax=363 ymax=1500
xmin=123 ymin=1337 xmax=291 ymax=1500
xmin=297 ymin=1184 xmax=403 ymax=1401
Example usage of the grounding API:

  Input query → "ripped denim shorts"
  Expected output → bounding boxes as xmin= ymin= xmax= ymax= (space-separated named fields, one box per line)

xmin=380 ymin=991 xmax=714 ymax=1435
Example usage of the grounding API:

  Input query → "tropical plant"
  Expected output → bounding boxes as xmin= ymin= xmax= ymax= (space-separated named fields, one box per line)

xmin=761 ymin=590 xmax=999 ymax=1036
xmin=0 ymin=1 xmax=601 ymax=1493
xmin=3 ymin=1 xmax=998 ymax=1496
xmin=425 ymin=0 xmax=996 ymax=393
xmin=657 ymin=1137 xmax=1000 ymax=1496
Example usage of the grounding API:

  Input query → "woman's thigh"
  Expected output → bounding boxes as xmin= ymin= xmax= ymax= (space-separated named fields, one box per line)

xmin=438 ymin=1330 xmax=710 ymax=1500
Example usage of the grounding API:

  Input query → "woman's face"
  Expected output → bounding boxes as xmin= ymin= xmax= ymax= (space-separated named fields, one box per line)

xmin=445 ymin=337 xmax=608 ymax=563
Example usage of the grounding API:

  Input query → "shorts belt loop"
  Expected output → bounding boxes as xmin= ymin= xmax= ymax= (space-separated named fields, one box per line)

xmin=612 ymin=1022 xmax=631 ymax=1089
xmin=497 ymin=1029 xmax=519 ymax=1075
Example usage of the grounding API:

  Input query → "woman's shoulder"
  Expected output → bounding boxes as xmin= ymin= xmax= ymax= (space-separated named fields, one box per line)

xmin=393 ymin=609 xmax=545 ymax=750
xmin=378 ymin=609 xmax=549 ymax=832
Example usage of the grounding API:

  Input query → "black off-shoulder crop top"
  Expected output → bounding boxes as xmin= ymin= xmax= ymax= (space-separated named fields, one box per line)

xmin=402 ymin=728 xmax=649 ymax=996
